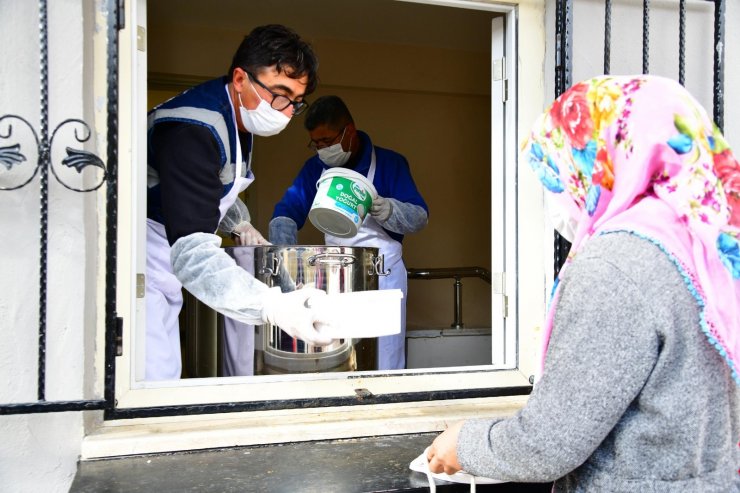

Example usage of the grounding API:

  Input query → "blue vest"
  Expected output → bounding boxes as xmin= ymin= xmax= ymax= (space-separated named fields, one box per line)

xmin=147 ymin=77 xmax=252 ymax=223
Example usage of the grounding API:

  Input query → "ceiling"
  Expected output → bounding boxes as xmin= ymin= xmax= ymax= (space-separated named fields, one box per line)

xmin=148 ymin=0 xmax=499 ymax=53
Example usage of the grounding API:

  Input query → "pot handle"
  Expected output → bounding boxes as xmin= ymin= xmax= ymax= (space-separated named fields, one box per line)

xmin=259 ymin=253 xmax=282 ymax=277
xmin=370 ymin=254 xmax=391 ymax=276
xmin=307 ymin=253 xmax=356 ymax=267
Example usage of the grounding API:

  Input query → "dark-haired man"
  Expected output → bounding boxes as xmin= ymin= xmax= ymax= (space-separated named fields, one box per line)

xmin=145 ymin=25 xmax=331 ymax=380
xmin=269 ymin=95 xmax=429 ymax=370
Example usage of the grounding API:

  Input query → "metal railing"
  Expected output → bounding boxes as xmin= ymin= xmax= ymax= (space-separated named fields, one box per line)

xmin=0 ymin=0 xmax=121 ymax=416
xmin=553 ymin=0 xmax=726 ymax=277
xmin=407 ymin=267 xmax=492 ymax=329
xmin=1 ymin=0 xmax=727 ymax=419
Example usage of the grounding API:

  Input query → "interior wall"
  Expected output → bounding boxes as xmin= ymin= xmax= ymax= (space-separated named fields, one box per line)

xmin=147 ymin=5 xmax=495 ymax=330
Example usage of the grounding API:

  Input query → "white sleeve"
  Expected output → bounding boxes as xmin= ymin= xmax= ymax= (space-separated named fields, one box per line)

xmin=380 ymin=199 xmax=428 ymax=234
xmin=170 ymin=232 xmax=270 ymax=325
xmin=217 ymin=197 xmax=251 ymax=234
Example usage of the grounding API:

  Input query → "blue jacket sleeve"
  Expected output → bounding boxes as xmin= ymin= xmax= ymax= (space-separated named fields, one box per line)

xmin=271 ymin=159 xmax=322 ymax=229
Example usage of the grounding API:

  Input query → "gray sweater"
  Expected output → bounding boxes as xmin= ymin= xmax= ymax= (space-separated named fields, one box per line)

xmin=457 ymin=233 xmax=740 ymax=492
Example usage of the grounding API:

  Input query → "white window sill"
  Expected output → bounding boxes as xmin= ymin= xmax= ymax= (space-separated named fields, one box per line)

xmin=81 ymin=395 xmax=529 ymax=459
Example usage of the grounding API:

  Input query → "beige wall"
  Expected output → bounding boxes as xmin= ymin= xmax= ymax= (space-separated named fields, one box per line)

xmin=147 ymin=12 xmax=496 ymax=330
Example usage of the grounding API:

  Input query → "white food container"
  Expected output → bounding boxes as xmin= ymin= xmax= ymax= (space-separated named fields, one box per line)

xmin=310 ymin=289 xmax=403 ymax=339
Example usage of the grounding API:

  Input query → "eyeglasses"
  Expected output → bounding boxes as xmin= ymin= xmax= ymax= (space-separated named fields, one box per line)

xmin=307 ymin=125 xmax=347 ymax=151
xmin=246 ymin=71 xmax=309 ymax=116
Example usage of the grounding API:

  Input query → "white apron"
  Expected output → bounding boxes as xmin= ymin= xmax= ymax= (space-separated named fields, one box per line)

xmin=221 ymin=246 xmax=257 ymax=377
xmin=325 ymin=148 xmax=408 ymax=370
xmin=146 ymin=90 xmax=254 ymax=381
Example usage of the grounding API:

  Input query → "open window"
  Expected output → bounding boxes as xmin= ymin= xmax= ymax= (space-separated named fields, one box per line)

xmin=111 ymin=0 xmax=539 ymax=418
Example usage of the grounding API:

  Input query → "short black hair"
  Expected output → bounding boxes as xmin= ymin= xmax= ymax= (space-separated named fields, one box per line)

xmin=228 ymin=24 xmax=319 ymax=95
xmin=304 ymin=95 xmax=354 ymax=131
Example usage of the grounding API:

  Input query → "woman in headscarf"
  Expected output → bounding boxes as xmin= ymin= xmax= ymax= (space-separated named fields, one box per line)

xmin=427 ymin=75 xmax=739 ymax=491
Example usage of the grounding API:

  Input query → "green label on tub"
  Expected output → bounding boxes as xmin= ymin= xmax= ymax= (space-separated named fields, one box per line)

xmin=327 ymin=177 xmax=373 ymax=211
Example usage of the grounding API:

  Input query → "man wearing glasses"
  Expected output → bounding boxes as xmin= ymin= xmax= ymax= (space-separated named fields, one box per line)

xmin=269 ymin=95 xmax=429 ymax=370
xmin=145 ymin=25 xmax=333 ymax=381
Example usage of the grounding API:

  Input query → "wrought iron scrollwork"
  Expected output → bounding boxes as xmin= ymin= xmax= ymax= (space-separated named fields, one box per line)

xmin=0 ymin=114 xmax=107 ymax=192
xmin=0 ymin=115 xmax=40 ymax=190
xmin=0 ymin=144 xmax=26 ymax=171
xmin=50 ymin=118 xmax=107 ymax=191
xmin=0 ymin=144 xmax=26 ymax=170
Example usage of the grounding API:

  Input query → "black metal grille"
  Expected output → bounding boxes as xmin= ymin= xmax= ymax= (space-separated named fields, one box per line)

xmin=0 ymin=0 xmax=728 ymax=418
xmin=0 ymin=0 xmax=120 ymax=415
xmin=554 ymin=0 xmax=574 ymax=276
xmin=553 ymin=0 xmax=726 ymax=277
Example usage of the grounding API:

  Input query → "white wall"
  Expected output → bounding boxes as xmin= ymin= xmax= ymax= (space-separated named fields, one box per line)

xmin=545 ymin=0 xmax=740 ymax=144
xmin=0 ymin=1 xmax=100 ymax=491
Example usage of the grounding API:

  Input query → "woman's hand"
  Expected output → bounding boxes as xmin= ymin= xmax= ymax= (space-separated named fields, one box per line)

xmin=427 ymin=421 xmax=465 ymax=475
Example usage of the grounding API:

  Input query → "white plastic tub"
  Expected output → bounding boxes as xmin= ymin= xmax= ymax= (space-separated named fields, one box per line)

xmin=308 ymin=167 xmax=377 ymax=238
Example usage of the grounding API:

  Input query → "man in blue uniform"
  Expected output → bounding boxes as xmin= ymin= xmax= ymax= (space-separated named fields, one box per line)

xmin=269 ymin=95 xmax=429 ymax=370
xmin=146 ymin=25 xmax=332 ymax=381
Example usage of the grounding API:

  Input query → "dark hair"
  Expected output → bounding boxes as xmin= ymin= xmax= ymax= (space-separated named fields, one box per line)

xmin=304 ymin=95 xmax=354 ymax=131
xmin=228 ymin=24 xmax=319 ymax=95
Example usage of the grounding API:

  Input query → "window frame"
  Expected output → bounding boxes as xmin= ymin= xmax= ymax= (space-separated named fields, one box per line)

xmin=108 ymin=0 xmax=541 ymax=422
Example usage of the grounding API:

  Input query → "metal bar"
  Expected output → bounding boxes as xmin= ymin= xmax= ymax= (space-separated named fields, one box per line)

xmin=105 ymin=386 xmax=533 ymax=420
xmin=37 ymin=0 xmax=49 ymax=402
xmin=642 ymin=0 xmax=650 ymax=74
xmin=554 ymin=0 xmax=573 ymax=278
xmin=604 ymin=0 xmax=612 ymax=74
xmin=554 ymin=0 xmax=573 ymax=97
xmin=406 ymin=267 xmax=491 ymax=284
xmin=713 ymin=0 xmax=725 ymax=131
xmin=452 ymin=278 xmax=463 ymax=328
xmin=0 ymin=400 xmax=107 ymax=416
xmin=679 ymin=0 xmax=686 ymax=85
xmin=103 ymin=0 xmax=120 ymax=412
xmin=563 ymin=0 xmax=572 ymax=90
xmin=407 ymin=267 xmax=490 ymax=330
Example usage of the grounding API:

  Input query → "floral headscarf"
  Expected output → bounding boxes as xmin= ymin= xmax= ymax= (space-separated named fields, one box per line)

xmin=524 ymin=75 xmax=740 ymax=385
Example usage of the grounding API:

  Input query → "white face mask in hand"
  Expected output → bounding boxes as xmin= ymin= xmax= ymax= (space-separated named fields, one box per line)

xmin=545 ymin=192 xmax=578 ymax=243
xmin=317 ymin=128 xmax=352 ymax=167
xmin=238 ymin=82 xmax=290 ymax=137
xmin=409 ymin=447 xmax=493 ymax=493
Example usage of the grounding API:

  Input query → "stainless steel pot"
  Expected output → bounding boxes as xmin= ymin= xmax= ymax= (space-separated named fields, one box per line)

xmin=225 ymin=245 xmax=386 ymax=373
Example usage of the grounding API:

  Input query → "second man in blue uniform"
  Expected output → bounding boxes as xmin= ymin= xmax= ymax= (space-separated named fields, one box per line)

xmin=269 ymin=95 xmax=429 ymax=370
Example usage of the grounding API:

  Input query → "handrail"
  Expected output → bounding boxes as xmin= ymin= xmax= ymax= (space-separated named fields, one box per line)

xmin=407 ymin=266 xmax=492 ymax=329
xmin=407 ymin=266 xmax=491 ymax=284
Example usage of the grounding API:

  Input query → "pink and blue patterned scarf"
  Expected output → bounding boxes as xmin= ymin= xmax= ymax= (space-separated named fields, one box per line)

xmin=524 ymin=75 xmax=740 ymax=385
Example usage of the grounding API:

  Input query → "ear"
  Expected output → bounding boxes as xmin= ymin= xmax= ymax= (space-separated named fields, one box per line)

xmin=232 ymin=67 xmax=247 ymax=94
xmin=348 ymin=122 xmax=360 ymax=141
xmin=346 ymin=122 xmax=360 ymax=152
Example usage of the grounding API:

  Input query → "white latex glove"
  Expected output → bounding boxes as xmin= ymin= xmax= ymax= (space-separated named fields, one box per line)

xmin=260 ymin=287 xmax=334 ymax=346
xmin=232 ymin=221 xmax=271 ymax=246
xmin=370 ymin=195 xmax=393 ymax=222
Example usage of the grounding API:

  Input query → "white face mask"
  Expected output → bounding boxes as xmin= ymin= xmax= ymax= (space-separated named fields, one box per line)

xmin=238 ymin=82 xmax=291 ymax=137
xmin=317 ymin=128 xmax=352 ymax=167
xmin=545 ymin=192 xmax=578 ymax=243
